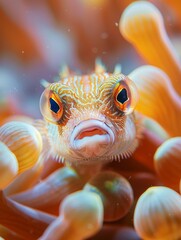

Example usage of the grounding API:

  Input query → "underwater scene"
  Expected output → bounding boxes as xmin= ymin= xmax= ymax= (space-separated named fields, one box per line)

xmin=0 ymin=0 xmax=181 ymax=239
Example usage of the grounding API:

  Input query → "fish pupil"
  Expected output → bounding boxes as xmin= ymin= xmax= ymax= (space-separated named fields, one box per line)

xmin=117 ymin=88 xmax=128 ymax=104
xmin=49 ymin=98 xmax=60 ymax=113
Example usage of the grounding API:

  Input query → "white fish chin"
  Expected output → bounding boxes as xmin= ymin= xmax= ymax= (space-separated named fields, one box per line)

xmin=70 ymin=119 xmax=115 ymax=157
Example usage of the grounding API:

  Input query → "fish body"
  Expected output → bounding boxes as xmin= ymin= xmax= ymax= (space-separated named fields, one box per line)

xmin=39 ymin=65 xmax=140 ymax=164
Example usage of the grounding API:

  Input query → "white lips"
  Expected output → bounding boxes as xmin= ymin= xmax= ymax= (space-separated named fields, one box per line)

xmin=70 ymin=119 xmax=115 ymax=150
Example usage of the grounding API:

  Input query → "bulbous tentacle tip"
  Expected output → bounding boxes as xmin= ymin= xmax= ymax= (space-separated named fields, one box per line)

xmin=4 ymin=157 xmax=44 ymax=196
xmin=0 ymin=142 xmax=19 ymax=189
xmin=84 ymin=170 xmax=134 ymax=222
xmin=129 ymin=65 xmax=181 ymax=137
xmin=39 ymin=190 xmax=104 ymax=240
xmin=154 ymin=137 xmax=181 ymax=191
xmin=63 ymin=190 xmax=104 ymax=238
xmin=120 ymin=1 xmax=181 ymax=96
xmin=0 ymin=121 xmax=43 ymax=174
xmin=134 ymin=186 xmax=181 ymax=240
xmin=119 ymin=1 xmax=163 ymax=40
xmin=60 ymin=190 xmax=104 ymax=227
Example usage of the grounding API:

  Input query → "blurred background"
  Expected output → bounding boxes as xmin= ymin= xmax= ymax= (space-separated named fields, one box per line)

xmin=0 ymin=0 xmax=181 ymax=121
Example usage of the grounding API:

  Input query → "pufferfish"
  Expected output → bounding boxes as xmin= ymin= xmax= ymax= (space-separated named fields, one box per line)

xmin=39 ymin=61 xmax=140 ymax=164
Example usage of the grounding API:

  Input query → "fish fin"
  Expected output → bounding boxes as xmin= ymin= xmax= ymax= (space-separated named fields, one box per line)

xmin=113 ymin=64 xmax=122 ymax=74
xmin=40 ymin=79 xmax=51 ymax=88
xmin=95 ymin=58 xmax=106 ymax=73
xmin=59 ymin=65 xmax=71 ymax=79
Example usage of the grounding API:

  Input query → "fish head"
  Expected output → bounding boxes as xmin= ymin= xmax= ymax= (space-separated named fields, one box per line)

xmin=40 ymin=73 xmax=139 ymax=163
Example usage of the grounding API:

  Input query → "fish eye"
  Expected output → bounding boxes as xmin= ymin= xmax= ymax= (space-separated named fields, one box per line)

xmin=40 ymin=88 xmax=63 ymax=123
xmin=113 ymin=77 xmax=139 ymax=114
xmin=49 ymin=97 xmax=60 ymax=113
xmin=116 ymin=88 xmax=128 ymax=104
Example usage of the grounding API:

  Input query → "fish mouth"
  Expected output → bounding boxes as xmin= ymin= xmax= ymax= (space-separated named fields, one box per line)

xmin=70 ymin=119 xmax=115 ymax=151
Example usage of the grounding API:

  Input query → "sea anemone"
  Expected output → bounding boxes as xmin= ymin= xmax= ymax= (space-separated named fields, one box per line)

xmin=1 ymin=1 xmax=181 ymax=240
xmin=134 ymin=186 xmax=181 ymax=240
